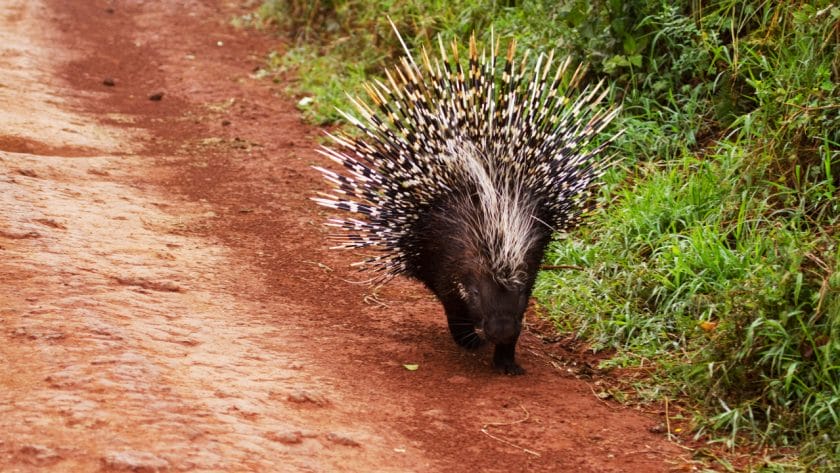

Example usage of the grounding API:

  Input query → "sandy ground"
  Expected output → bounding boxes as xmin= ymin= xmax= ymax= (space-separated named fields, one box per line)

xmin=0 ymin=1 xmax=692 ymax=471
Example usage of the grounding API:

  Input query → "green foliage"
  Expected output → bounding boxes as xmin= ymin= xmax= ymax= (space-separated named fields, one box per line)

xmin=256 ymin=0 xmax=840 ymax=469
xmin=537 ymin=144 xmax=838 ymax=463
xmin=258 ymin=48 xmax=368 ymax=124
xmin=533 ymin=1 xmax=839 ymax=468
xmin=254 ymin=0 xmax=513 ymax=124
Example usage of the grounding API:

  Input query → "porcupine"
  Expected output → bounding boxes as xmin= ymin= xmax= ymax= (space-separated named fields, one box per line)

xmin=313 ymin=28 xmax=622 ymax=375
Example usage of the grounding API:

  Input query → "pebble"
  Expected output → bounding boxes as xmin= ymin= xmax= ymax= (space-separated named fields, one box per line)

xmin=101 ymin=450 xmax=169 ymax=472
xmin=286 ymin=389 xmax=328 ymax=406
xmin=325 ymin=432 xmax=361 ymax=447
xmin=18 ymin=444 xmax=61 ymax=466
xmin=265 ymin=430 xmax=303 ymax=445
xmin=648 ymin=423 xmax=667 ymax=434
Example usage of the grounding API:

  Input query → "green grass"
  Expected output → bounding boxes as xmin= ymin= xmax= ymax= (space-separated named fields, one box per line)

xmin=253 ymin=1 xmax=840 ymax=469
xmin=258 ymin=47 xmax=370 ymax=124
xmin=538 ymin=145 xmax=838 ymax=458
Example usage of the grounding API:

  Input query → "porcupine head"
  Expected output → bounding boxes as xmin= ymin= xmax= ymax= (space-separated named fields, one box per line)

xmin=313 ymin=26 xmax=621 ymax=375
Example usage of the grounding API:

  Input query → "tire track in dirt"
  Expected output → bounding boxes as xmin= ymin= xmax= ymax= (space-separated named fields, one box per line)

xmin=1 ymin=1 xmax=690 ymax=471
xmin=1 ymin=2 xmax=423 ymax=472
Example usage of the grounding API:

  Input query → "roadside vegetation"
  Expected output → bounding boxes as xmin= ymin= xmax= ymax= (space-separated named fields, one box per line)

xmin=250 ymin=1 xmax=839 ymax=470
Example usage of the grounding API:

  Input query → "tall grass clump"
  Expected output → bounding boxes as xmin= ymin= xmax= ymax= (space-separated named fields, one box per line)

xmin=252 ymin=0 xmax=506 ymax=123
xmin=537 ymin=1 xmax=839 ymax=468
xmin=256 ymin=0 xmax=839 ymax=469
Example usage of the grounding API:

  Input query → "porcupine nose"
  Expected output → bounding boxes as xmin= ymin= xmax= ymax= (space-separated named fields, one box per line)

xmin=484 ymin=317 xmax=519 ymax=344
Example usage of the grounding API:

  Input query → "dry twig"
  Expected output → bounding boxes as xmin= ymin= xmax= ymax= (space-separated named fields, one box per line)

xmin=480 ymin=404 xmax=541 ymax=457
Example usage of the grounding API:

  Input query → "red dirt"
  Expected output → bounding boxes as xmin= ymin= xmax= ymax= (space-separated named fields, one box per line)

xmin=0 ymin=1 xmax=695 ymax=471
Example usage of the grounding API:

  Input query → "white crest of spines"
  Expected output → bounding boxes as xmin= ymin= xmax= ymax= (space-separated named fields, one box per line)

xmin=313 ymin=24 xmax=622 ymax=282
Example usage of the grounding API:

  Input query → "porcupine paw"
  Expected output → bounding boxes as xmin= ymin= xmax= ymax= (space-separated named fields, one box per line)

xmin=493 ymin=344 xmax=525 ymax=375
xmin=493 ymin=359 xmax=525 ymax=376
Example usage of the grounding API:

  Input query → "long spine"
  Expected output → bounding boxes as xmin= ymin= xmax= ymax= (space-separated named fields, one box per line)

xmin=313 ymin=30 xmax=622 ymax=283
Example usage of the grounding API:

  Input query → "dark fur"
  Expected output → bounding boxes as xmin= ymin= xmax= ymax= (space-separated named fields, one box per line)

xmin=406 ymin=198 xmax=553 ymax=375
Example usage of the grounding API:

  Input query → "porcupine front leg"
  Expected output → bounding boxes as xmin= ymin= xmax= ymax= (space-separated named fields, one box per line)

xmin=440 ymin=296 xmax=485 ymax=350
xmin=492 ymin=338 xmax=525 ymax=375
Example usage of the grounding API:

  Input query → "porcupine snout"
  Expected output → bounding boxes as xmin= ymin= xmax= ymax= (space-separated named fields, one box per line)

xmin=482 ymin=315 xmax=520 ymax=344
xmin=471 ymin=278 xmax=528 ymax=344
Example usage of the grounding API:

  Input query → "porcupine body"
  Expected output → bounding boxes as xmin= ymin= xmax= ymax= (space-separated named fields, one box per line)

xmin=313 ymin=30 xmax=621 ymax=375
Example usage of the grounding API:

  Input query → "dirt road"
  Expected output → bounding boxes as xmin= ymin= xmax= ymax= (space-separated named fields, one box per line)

xmin=0 ymin=1 xmax=689 ymax=471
